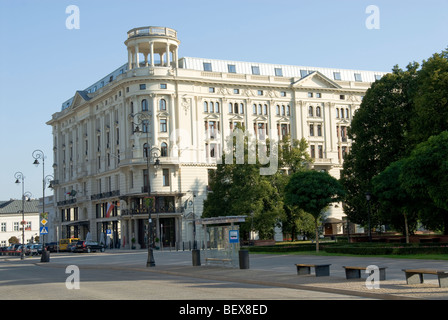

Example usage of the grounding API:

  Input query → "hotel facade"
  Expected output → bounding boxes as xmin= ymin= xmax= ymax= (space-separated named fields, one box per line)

xmin=47 ymin=26 xmax=386 ymax=249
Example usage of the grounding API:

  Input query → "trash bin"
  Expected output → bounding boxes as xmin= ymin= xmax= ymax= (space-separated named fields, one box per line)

xmin=41 ymin=249 xmax=50 ymax=263
xmin=239 ymin=250 xmax=249 ymax=269
xmin=192 ymin=249 xmax=201 ymax=266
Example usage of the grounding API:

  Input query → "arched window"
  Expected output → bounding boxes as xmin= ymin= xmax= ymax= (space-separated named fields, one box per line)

xmin=229 ymin=103 xmax=233 ymax=113
xmin=286 ymin=105 xmax=290 ymax=116
xmin=215 ymin=102 xmax=220 ymax=113
xmin=234 ymin=103 xmax=239 ymax=114
xmin=309 ymin=106 xmax=314 ymax=117
xmin=204 ymin=101 xmax=208 ymax=113
xmin=253 ymin=104 xmax=257 ymax=114
xmin=258 ymin=104 xmax=262 ymax=115
xmin=161 ymin=142 xmax=168 ymax=157
xmin=264 ymin=104 xmax=268 ymax=115
xmin=210 ymin=102 xmax=214 ymax=113
xmin=281 ymin=105 xmax=285 ymax=116
xmin=159 ymin=99 xmax=166 ymax=111
xmin=316 ymin=106 xmax=321 ymax=117
xmin=336 ymin=108 xmax=340 ymax=118
xmin=142 ymin=99 xmax=148 ymax=111
xmin=276 ymin=105 xmax=280 ymax=115
xmin=239 ymin=103 xmax=244 ymax=114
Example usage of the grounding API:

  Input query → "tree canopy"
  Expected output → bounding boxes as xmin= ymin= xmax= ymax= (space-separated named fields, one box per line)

xmin=285 ymin=170 xmax=345 ymax=251
xmin=341 ymin=48 xmax=448 ymax=235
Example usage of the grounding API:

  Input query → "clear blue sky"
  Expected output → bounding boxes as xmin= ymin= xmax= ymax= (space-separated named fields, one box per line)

xmin=0 ymin=0 xmax=447 ymax=200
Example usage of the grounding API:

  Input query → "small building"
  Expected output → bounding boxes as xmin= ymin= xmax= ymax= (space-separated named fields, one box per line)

xmin=0 ymin=199 xmax=40 ymax=246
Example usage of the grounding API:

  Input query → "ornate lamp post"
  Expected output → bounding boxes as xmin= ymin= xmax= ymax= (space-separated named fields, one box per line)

xmin=32 ymin=149 xmax=52 ymax=262
xmin=129 ymin=112 xmax=161 ymax=267
xmin=14 ymin=172 xmax=31 ymax=260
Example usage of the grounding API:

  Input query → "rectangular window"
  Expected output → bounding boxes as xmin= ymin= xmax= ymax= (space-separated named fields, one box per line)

xmin=354 ymin=73 xmax=362 ymax=82
xmin=318 ymin=145 xmax=323 ymax=158
xmin=203 ymin=62 xmax=212 ymax=71
xmin=160 ymin=83 xmax=167 ymax=89
xmin=228 ymin=64 xmax=236 ymax=73
xmin=274 ymin=68 xmax=283 ymax=77
xmin=251 ymin=66 xmax=260 ymax=75
xmin=316 ymin=93 xmax=322 ymax=98
xmin=309 ymin=124 xmax=314 ymax=136
xmin=300 ymin=70 xmax=308 ymax=78
xmin=310 ymin=145 xmax=315 ymax=158
xmin=209 ymin=87 xmax=215 ymax=93
xmin=139 ymin=84 xmax=146 ymax=90
xmin=257 ymin=90 xmax=263 ymax=96
xmin=333 ymin=72 xmax=341 ymax=80
xmin=234 ymin=89 xmax=240 ymax=94
xmin=160 ymin=119 xmax=167 ymax=132
xmin=281 ymin=91 xmax=286 ymax=97
xmin=163 ymin=169 xmax=170 ymax=186
xmin=308 ymin=92 xmax=313 ymax=98
xmin=1 ymin=222 xmax=6 ymax=232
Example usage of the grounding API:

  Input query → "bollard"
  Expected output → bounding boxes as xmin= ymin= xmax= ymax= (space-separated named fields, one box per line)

xmin=40 ymin=249 xmax=50 ymax=262
xmin=239 ymin=250 xmax=249 ymax=269
xmin=192 ymin=249 xmax=201 ymax=266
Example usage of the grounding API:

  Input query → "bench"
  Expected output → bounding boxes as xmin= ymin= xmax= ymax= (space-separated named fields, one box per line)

xmin=343 ymin=266 xmax=387 ymax=280
xmin=295 ymin=264 xmax=331 ymax=277
xmin=402 ymin=269 xmax=448 ymax=288
xmin=205 ymin=258 xmax=232 ymax=265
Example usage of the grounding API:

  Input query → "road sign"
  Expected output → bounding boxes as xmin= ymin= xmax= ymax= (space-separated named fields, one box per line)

xmin=41 ymin=218 xmax=48 ymax=225
xmin=40 ymin=226 xmax=48 ymax=235
xmin=229 ymin=230 xmax=239 ymax=243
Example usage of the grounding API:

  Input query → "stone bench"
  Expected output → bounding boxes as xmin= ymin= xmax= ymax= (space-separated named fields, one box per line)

xmin=343 ymin=266 xmax=387 ymax=280
xmin=402 ymin=269 xmax=448 ymax=288
xmin=295 ymin=264 xmax=331 ymax=277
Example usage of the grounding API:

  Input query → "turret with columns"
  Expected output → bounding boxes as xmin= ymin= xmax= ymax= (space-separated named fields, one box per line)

xmin=125 ymin=26 xmax=180 ymax=70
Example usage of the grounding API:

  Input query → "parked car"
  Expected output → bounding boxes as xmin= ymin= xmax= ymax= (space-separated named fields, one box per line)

xmin=68 ymin=242 xmax=77 ymax=252
xmin=46 ymin=242 xmax=59 ymax=252
xmin=74 ymin=240 xmax=105 ymax=253
xmin=24 ymin=244 xmax=33 ymax=256
xmin=29 ymin=244 xmax=42 ymax=256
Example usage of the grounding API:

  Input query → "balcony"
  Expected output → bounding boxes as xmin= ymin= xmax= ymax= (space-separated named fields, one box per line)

xmin=90 ymin=190 xmax=120 ymax=201
xmin=121 ymin=206 xmax=183 ymax=216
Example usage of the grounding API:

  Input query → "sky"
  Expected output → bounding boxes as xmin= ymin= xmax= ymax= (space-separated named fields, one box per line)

xmin=0 ymin=0 xmax=447 ymax=200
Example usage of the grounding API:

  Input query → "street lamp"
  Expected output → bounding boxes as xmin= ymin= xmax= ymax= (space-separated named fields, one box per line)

xmin=14 ymin=172 xmax=31 ymax=260
xmin=130 ymin=112 xmax=161 ymax=267
xmin=32 ymin=149 xmax=52 ymax=262
xmin=365 ymin=191 xmax=372 ymax=242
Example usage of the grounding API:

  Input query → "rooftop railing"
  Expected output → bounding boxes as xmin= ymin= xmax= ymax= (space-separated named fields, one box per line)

xmin=127 ymin=26 xmax=177 ymax=39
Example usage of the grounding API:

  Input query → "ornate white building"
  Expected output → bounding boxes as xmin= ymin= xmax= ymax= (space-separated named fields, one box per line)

xmin=47 ymin=26 xmax=386 ymax=248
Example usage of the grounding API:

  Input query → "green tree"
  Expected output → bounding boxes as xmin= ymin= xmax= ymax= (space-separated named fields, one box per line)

xmin=203 ymin=126 xmax=281 ymax=239
xmin=341 ymin=63 xmax=418 ymax=227
xmin=409 ymin=49 xmax=448 ymax=147
xmin=285 ymin=170 xmax=345 ymax=251
xmin=400 ymin=131 xmax=448 ymax=234
xmin=372 ymin=159 xmax=419 ymax=242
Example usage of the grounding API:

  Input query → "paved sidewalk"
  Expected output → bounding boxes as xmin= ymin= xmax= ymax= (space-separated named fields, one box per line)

xmin=2 ymin=250 xmax=447 ymax=300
